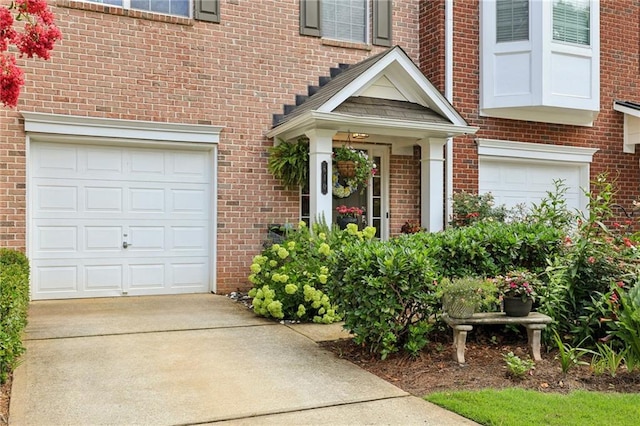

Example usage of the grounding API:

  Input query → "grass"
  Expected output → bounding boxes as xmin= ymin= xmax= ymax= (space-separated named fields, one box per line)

xmin=425 ymin=388 xmax=640 ymax=426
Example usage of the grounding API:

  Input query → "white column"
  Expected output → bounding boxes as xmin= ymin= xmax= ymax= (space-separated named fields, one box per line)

xmin=305 ymin=129 xmax=336 ymax=227
xmin=418 ymin=138 xmax=447 ymax=232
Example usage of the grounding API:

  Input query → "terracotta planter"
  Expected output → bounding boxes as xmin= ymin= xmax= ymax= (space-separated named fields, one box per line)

xmin=336 ymin=160 xmax=356 ymax=178
xmin=503 ymin=296 xmax=533 ymax=317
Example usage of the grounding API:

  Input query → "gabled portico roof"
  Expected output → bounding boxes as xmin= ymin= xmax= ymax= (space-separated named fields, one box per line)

xmin=266 ymin=46 xmax=477 ymax=142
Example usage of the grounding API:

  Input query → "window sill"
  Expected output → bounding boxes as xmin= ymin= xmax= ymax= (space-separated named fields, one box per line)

xmin=58 ymin=0 xmax=193 ymax=26
xmin=321 ymin=38 xmax=372 ymax=51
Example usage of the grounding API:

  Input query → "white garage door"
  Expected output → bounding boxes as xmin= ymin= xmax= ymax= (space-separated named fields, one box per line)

xmin=30 ymin=142 xmax=212 ymax=300
xmin=479 ymin=158 xmax=583 ymax=212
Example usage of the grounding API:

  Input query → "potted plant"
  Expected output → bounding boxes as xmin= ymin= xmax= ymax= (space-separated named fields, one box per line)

xmin=335 ymin=205 xmax=363 ymax=230
xmin=267 ymin=138 xmax=309 ymax=190
xmin=401 ymin=220 xmax=422 ymax=234
xmin=494 ymin=270 xmax=539 ymax=317
xmin=332 ymin=145 xmax=376 ymax=198
xmin=439 ymin=277 xmax=492 ymax=319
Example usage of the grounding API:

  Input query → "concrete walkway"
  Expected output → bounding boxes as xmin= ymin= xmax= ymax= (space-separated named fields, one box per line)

xmin=10 ymin=294 xmax=477 ymax=425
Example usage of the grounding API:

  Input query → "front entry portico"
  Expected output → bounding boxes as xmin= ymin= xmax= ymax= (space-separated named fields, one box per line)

xmin=267 ymin=46 xmax=478 ymax=233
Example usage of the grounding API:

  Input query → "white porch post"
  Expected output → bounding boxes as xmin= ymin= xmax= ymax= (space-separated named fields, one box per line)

xmin=418 ymin=138 xmax=447 ymax=232
xmin=305 ymin=129 xmax=336 ymax=227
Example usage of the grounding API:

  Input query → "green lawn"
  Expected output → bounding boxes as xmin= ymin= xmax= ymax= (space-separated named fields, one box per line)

xmin=426 ymin=388 xmax=640 ymax=426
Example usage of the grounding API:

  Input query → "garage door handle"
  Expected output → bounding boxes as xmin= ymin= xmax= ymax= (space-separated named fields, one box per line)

xmin=122 ymin=241 xmax=132 ymax=249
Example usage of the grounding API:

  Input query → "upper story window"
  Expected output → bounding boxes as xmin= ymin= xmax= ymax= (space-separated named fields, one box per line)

xmin=88 ymin=0 xmax=188 ymax=17
xmin=496 ymin=0 xmax=529 ymax=43
xmin=300 ymin=0 xmax=392 ymax=47
xmin=321 ymin=0 xmax=366 ymax=44
xmin=84 ymin=0 xmax=219 ymax=22
xmin=553 ymin=0 xmax=590 ymax=45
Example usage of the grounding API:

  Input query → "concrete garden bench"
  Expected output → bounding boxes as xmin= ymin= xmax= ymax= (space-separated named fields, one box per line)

xmin=442 ymin=312 xmax=553 ymax=364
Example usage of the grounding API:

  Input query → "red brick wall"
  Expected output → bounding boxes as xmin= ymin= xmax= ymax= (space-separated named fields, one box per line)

xmin=389 ymin=149 xmax=421 ymax=236
xmin=418 ymin=0 xmax=445 ymax=93
xmin=446 ymin=0 xmax=640 ymax=213
xmin=0 ymin=0 xmax=421 ymax=293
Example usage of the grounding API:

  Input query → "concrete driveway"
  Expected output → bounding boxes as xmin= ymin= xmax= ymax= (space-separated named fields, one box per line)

xmin=9 ymin=294 xmax=476 ymax=425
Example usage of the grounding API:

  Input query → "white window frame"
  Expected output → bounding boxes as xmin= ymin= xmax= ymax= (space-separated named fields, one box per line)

xmin=320 ymin=0 xmax=369 ymax=44
xmin=496 ymin=0 xmax=530 ymax=43
xmin=85 ymin=0 xmax=192 ymax=18
xmin=552 ymin=0 xmax=591 ymax=46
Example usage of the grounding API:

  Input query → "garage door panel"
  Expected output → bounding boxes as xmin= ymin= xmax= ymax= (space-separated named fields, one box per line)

xmin=85 ymin=186 xmax=123 ymax=212
xmin=129 ymin=150 xmax=165 ymax=176
xmin=30 ymin=142 xmax=213 ymax=300
xmin=85 ymin=265 xmax=123 ymax=290
xmin=32 ymin=182 xmax=209 ymax=220
xmin=86 ymin=148 xmax=123 ymax=174
xmin=172 ymin=227 xmax=207 ymax=250
xmin=172 ymin=152 xmax=208 ymax=178
xmin=35 ymin=265 xmax=78 ymax=293
xmin=129 ymin=188 xmax=165 ymax=212
xmin=170 ymin=189 xmax=207 ymax=213
xmin=129 ymin=226 xmax=165 ymax=250
xmin=85 ymin=226 xmax=123 ymax=251
xmin=34 ymin=145 xmax=78 ymax=176
xmin=35 ymin=185 xmax=78 ymax=212
xmin=129 ymin=264 xmax=165 ymax=290
xmin=37 ymin=226 xmax=78 ymax=252
xmin=171 ymin=262 xmax=209 ymax=288
xmin=479 ymin=158 xmax=583 ymax=211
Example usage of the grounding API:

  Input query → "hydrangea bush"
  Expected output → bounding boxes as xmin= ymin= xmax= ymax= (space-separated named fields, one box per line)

xmin=247 ymin=221 xmax=376 ymax=323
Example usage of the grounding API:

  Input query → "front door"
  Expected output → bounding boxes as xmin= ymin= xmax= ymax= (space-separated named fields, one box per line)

xmin=331 ymin=144 xmax=389 ymax=239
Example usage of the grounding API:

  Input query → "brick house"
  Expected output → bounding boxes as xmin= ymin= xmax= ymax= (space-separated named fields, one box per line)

xmin=0 ymin=0 xmax=638 ymax=300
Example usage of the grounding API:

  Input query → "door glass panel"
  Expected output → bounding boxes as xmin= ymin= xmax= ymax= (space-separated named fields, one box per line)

xmin=301 ymin=181 xmax=310 ymax=225
xmin=372 ymin=198 xmax=381 ymax=217
xmin=370 ymin=155 xmax=383 ymax=238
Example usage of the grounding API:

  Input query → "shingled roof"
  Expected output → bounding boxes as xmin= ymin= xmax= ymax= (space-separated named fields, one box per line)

xmin=272 ymin=47 xmax=448 ymax=128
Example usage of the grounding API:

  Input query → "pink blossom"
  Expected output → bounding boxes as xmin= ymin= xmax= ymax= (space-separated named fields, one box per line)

xmin=14 ymin=21 xmax=62 ymax=59
xmin=0 ymin=54 xmax=25 ymax=108
xmin=588 ymin=256 xmax=595 ymax=264
xmin=1 ymin=0 xmax=61 ymax=107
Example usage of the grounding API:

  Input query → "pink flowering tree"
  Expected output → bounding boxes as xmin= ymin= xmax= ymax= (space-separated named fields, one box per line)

xmin=1 ymin=0 xmax=61 ymax=108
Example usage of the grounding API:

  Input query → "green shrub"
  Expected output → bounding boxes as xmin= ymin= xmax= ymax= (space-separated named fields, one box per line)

xmin=401 ymin=220 xmax=563 ymax=279
xmin=450 ymin=191 xmax=507 ymax=228
xmin=608 ymin=282 xmax=640 ymax=370
xmin=327 ymin=237 xmax=439 ymax=359
xmin=247 ymin=221 xmax=376 ymax=324
xmin=0 ymin=249 xmax=30 ymax=384
xmin=538 ymin=174 xmax=640 ymax=348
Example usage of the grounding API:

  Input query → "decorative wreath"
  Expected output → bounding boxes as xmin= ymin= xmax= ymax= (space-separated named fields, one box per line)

xmin=332 ymin=166 xmax=359 ymax=198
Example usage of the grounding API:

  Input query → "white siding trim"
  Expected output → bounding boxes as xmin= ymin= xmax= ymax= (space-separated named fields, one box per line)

xmin=477 ymin=139 xmax=598 ymax=163
xmin=22 ymin=112 xmax=223 ymax=144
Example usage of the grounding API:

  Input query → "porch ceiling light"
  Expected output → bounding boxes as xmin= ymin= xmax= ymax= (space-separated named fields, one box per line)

xmin=351 ymin=132 xmax=369 ymax=139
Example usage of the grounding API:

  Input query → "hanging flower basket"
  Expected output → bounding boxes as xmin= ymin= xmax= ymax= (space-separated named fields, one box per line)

xmin=332 ymin=146 xmax=377 ymax=197
xmin=336 ymin=160 xmax=356 ymax=178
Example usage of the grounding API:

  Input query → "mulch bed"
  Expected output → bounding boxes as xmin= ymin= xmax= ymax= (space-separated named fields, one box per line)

xmin=320 ymin=329 xmax=640 ymax=395
xmin=1 ymin=375 xmax=11 ymax=426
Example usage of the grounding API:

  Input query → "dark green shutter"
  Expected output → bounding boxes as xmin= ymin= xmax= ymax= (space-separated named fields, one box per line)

xmin=194 ymin=0 xmax=220 ymax=23
xmin=300 ymin=0 xmax=321 ymax=37
xmin=373 ymin=0 xmax=392 ymax=46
